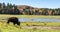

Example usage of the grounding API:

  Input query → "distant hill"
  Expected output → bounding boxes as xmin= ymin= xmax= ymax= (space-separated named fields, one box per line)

xmin=17 ymin=5 xmax=34 ymax=10
xmin=16 ymin=5 xmax=60 ymax=15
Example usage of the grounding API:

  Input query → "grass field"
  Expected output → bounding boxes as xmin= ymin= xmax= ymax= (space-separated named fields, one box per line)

xmin=0 ymin=14 xmax=60 ymax=19
xmin=0 ymin=14 xmax=60 ymax=32
xmin=0 ymin=21 xmax=60 ymax=32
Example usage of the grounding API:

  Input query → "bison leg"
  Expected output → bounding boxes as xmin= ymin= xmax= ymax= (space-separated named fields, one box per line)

xmin=13 ymin=22 xmax=16 ymax=25
xmin=7 ymin=20 xmax=10 ymax=24
xmin=17 ymin=22 xmax=20 ymax=26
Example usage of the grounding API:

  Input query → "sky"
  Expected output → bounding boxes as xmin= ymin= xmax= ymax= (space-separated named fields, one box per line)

xmin=0 ymin=0 xmax=60 ymax=8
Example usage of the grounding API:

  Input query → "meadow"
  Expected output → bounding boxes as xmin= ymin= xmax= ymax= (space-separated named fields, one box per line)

xmin=0 ymin=14 xmax=60 ymax=19
xmin=0 ymin=14 xmax=60 ymax=32
xmin=0 ymin=21 xmax=60 ymax=32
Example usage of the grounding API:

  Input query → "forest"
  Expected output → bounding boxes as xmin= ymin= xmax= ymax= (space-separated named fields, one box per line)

xmin=0 ymin=3 xmax=60 ymax=15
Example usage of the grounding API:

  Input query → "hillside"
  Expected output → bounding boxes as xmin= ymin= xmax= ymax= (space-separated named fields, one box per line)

xmin=0 ymin=3 xmax=60 ymax=15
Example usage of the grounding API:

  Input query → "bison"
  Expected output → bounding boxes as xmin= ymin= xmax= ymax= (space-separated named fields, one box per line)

xmin=7 ymin=17 xmax=20 ymax=26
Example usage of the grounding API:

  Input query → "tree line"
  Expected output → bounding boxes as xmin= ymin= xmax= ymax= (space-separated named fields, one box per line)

xmin=0 ymin=3 xmax=60 ymax=15
xmin=0 ymin=3 xmax=20 ymax=14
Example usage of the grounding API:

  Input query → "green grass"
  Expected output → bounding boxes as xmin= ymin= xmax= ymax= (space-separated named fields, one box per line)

xmin=0 ymin=14 xmax=60 ymax=19
xmin=0 ymin=14 xmax=60 ymax=32
xmin=0 ymin=21 xmax=60 ymax=32
xmin=20 ymin=22 xmax=60 ymax=27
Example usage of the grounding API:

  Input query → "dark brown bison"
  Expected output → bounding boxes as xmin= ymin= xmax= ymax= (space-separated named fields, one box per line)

xmin=7 ymin=17 xmax=20 ymax=26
